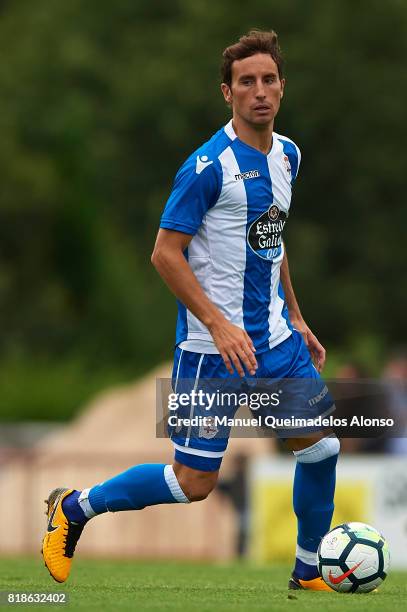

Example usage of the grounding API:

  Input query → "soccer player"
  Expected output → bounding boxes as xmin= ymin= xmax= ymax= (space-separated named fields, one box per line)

xmin=42 ymin=30 xmax=339 ymax=591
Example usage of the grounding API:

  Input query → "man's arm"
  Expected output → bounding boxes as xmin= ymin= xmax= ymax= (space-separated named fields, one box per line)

xmin=280 ymin=247 xmax=326 ymax=372
xmin=151 ymin=228 xmax=257 ymax=377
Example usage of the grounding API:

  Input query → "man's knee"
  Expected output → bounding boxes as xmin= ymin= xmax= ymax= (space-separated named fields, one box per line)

xmin=185 ymin=485 xmax=214 ymax=502
xmin=173 ymin=462 xmax=218 ymax=502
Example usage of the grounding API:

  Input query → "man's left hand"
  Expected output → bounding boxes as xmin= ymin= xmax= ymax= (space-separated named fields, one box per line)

xmin=291 ymin=318 xmax=326 ymax=373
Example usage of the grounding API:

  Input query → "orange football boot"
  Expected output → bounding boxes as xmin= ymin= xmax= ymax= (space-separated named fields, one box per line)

xmin=288 ymin=573 xmax=334 ymax=592
xmin=41 ymin=488 xmax=85 ymax=583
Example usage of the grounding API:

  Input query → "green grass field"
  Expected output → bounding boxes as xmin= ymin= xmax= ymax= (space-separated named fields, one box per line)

xmin=0 ymin=558 xmax=405 ymax=611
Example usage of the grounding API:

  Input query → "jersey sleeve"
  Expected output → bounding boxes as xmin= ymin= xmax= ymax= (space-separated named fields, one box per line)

xmin=293 ymin=145 xmax=301 ymax=180
xmin=292 ymin=145 xmax=301 ymax=181
xmin=160 ymin=154 xmax=222 ymax=235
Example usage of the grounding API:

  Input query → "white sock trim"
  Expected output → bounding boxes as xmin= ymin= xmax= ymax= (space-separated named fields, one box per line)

xmin=78 ymin=487 xmax=97 ymax=518
xmin=296 ymin=544 xmax=317 ymax=566
xmin=293 ymin=436 xmax=340 ymax=463
xmin=172 ymin=442 xmax=225 ymax=458
xmin=164 ymin=465 xmax=190 ymax=504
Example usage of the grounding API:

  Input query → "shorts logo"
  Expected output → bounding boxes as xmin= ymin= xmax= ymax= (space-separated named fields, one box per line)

xmin=234 ymin=170 xmax=260 ymax=181
xmin=308 ymin=385 xmax=329 ymax=407
xmin=199 ymin=417 xmax=218 ymax=440
xmin=247 ymin=204 xmax=287 ymax=261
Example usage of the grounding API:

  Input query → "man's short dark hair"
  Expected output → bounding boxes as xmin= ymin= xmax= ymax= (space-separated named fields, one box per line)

xmin=221 ymin=29 xmax=284 ymax=87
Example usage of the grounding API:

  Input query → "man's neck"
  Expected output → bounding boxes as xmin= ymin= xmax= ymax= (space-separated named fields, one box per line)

xmin=232 ymin=117 xmax=274 ymax=155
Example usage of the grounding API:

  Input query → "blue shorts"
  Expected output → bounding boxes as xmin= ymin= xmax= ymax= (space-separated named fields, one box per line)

xmin=170 ymin=330 xmax=333 ymax=472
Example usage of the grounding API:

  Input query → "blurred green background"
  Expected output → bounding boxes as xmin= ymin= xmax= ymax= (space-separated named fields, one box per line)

xmin=0 ymin=0 xmax=406 ymax=421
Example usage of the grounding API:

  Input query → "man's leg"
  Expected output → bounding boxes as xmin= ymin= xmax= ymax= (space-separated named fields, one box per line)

xmin=65 ymin=461 xmax=218 ymax=520
xmin=42 ymin=461 xmax=218 ymax=583
xmin=43 ymin=347 xmax=230 ymax=582
xmin=258 ymin=331 xmax=339 ymax=590
xmin=285 ymin=433 xmax=340 ymax=589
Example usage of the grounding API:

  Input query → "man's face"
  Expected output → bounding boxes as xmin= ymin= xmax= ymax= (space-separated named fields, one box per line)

xmin=221 ymin=53 xmax=285 ymax=127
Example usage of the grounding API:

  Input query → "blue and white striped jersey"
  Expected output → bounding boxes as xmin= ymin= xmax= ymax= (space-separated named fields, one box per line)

xmin=160 ymin=119 xmax=301 ymax=354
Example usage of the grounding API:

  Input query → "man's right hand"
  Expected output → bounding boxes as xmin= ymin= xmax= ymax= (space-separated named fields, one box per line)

xmin=208 ymin=317 xmax=257 ymax=377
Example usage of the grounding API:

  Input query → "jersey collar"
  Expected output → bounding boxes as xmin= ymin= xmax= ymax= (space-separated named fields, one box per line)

xmin=224 ymin=119 xmax=276 ymax=157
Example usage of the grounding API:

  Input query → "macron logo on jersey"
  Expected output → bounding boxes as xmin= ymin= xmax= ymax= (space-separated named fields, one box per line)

xmin=234 ymin=169 xmax=260 ymax=181
xmin=195 ymin=155 xmax=213 ymax=174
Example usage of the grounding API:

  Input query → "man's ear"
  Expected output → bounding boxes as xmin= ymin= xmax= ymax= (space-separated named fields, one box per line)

xmin=280 ymin=78 xmax=286 ymax=99
xmin=221 ymin=83 xmax=233 ymax=106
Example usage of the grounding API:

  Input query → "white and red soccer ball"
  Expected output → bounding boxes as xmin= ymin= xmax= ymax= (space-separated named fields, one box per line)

xmin=318 ymin=522 xmax=390 ymax=593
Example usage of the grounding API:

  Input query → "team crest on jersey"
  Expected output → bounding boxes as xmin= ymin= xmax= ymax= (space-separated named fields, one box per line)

xmin=283 ymin=154 xmax=291 ymax=175
xmin=268 ymin=205 xmax=279 ymax=221
xmin=247 ymin=204 xmax=288 ymax=261
xmin=199 ymin=416 xmax=218 ymax=440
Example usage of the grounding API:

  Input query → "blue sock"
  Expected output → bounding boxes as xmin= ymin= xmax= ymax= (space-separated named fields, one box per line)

xmin=293 ymin=454 xmax=338 ymax=580
xmin=294 ymin=557 xmax=320 ymax=581
xmin=62 ymin=490 xmax=88 ymax=524
xmin=87 ymin=463 xmax=188 ymax=514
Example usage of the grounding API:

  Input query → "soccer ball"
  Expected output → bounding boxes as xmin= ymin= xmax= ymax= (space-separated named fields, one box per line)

xmin=317 ymin=522 xmax=390 ymax=593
